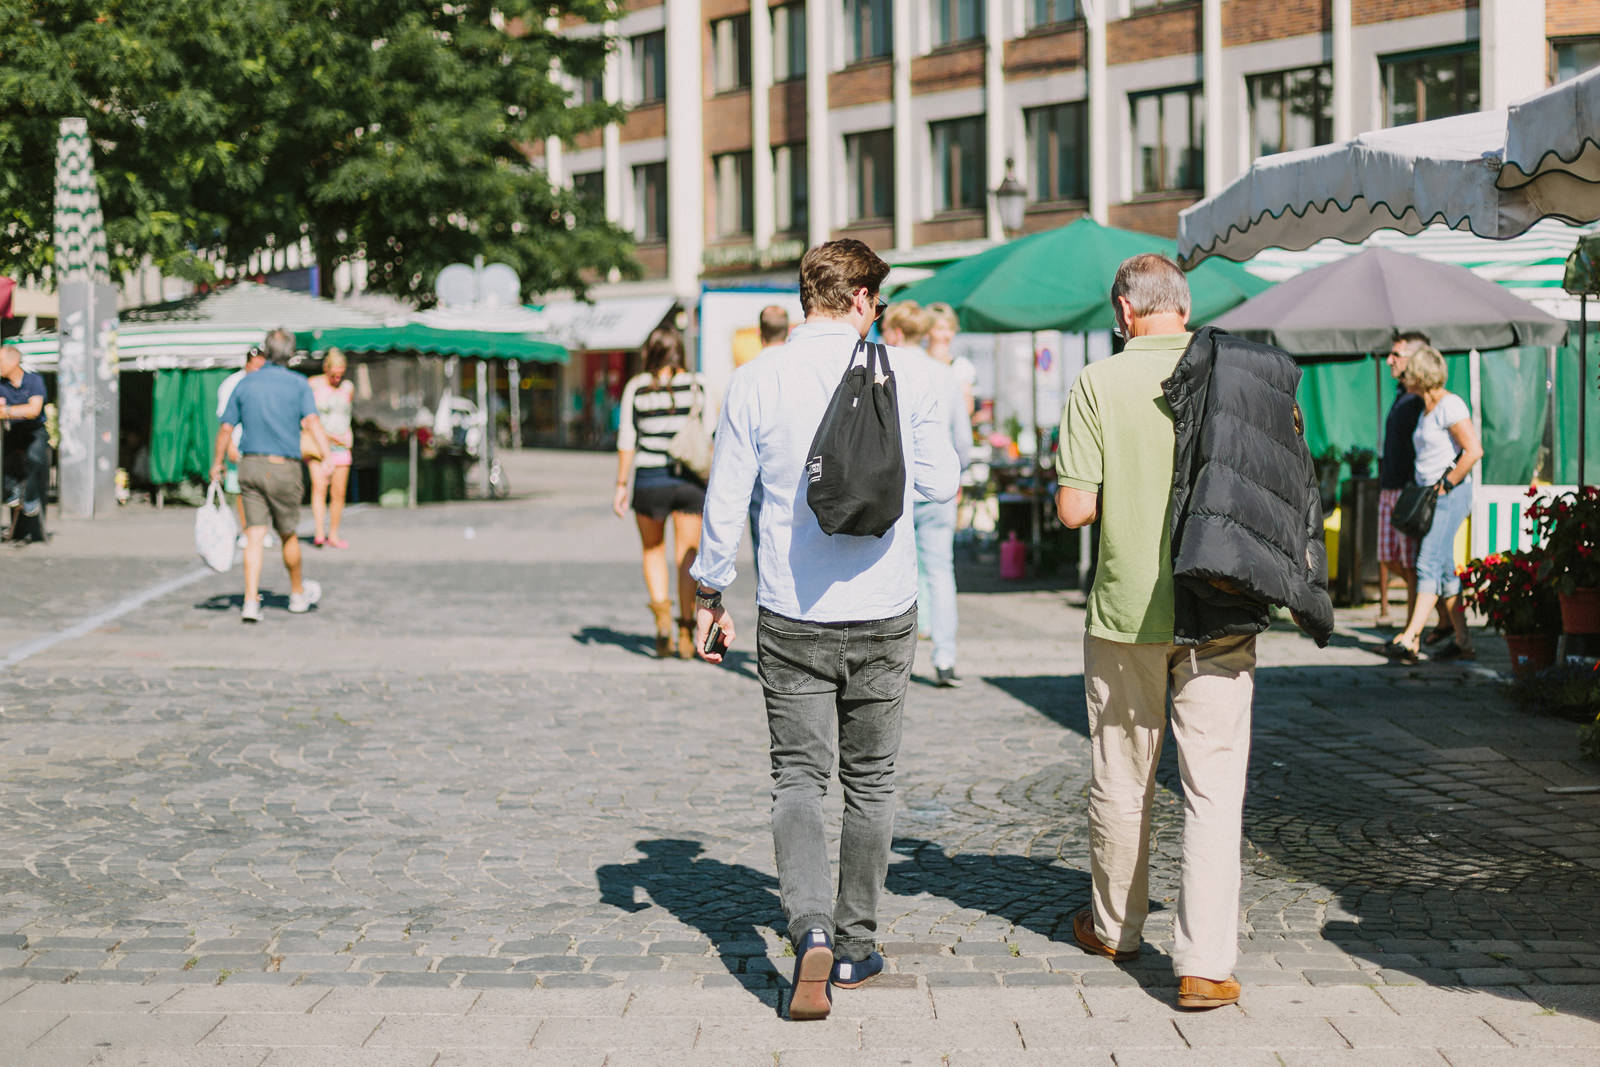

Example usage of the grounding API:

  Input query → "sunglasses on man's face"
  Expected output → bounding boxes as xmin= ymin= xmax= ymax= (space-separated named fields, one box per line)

xmin=874 ymin=298 xmax=887 ymax=322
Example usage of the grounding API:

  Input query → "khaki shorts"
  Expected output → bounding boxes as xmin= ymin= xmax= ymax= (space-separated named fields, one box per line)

xmin=238 ymin=455 xmax=303 ymax=537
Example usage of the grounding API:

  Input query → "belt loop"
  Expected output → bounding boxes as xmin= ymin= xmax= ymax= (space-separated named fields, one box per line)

xmin=1190 ymin=647 xmax=1198 ymax=673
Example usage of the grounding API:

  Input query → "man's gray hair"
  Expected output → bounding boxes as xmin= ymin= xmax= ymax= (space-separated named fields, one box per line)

xmin=261 ymin=328 xmax=296 ymax=365
xmin=1110 ymin=253 xmax=1191 ymax=318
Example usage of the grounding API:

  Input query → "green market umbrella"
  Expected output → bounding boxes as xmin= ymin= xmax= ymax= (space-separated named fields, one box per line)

xmin=896 ymin=217 xmax=1271 ymax=333
xmin=295 ymin=323 xmax=569 ymax=363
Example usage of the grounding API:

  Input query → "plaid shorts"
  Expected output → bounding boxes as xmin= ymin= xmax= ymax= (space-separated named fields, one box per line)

xmin=1377 ymin=488 xmax=1417 ymax=568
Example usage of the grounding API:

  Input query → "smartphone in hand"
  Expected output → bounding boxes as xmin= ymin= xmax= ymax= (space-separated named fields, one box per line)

xmin=703 ymin=621 xmax=729 ymax=657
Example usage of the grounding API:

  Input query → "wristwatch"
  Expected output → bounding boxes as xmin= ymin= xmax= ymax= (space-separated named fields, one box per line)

xmin=695 ymin=586 xmax=723 ymax=610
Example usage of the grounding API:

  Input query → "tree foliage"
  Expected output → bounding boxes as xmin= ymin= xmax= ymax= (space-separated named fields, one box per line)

xmin=0 ymin=0 xmax=636 ymax=302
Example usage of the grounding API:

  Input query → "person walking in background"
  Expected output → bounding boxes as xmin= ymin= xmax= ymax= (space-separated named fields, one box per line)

xmin=0 ymin=344 xmax=50 ymax=544
xmin=691 ymin=240 xmax=958 ymax=1019
xmin=743 ymin=306 xmax=791 ymax=583
xmin=878 ymin=300 xmax=930 ymax=350
xmin=215 ymin=345 xmax=267 ymax=546
xmin=901 ymin=306 xmax=970 ymax=687
xmin=1055 ymin=254 xmax=1330 ymax=1012
xmin=1386 ymin=346 xmax=1484 ymax=663
xmin=1376 ymin=333 xmax=1428 ymax=628
xmin=210 ymin=329 xmax=331 ymax=622
xmin=925 ymin=302 xmax=977 ymax=426
xmin=612 ymin=324 xmax=714 ymax=659
xmin=308 ymin=348 xmax=356 ymax=549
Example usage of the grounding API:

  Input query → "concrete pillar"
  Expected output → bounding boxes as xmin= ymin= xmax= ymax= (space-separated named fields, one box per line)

xmin=984 ymin=0 xmax=1007 ymax=239
xmin=1331 ymin=0 xmax=1354 ymax=140
xmin=892 ymin=0 xmax=915 ymax=251
xmin=603 ymin=19 xmax=624 ymax=225
xmin=1086 ymin=2 xmax=1110 ymax=223
xmin=1482 ymin=0 xmax=1548 ymax=108
xmin=751 ymin=0 xmax=776 ymax=251
xmin=666 ymin=0 xmax=705 ymax=298
xmin=805 ymin=0 xmax=831 ymax=247
xmin=1202 ymin=0 xmax=1225 ymax=195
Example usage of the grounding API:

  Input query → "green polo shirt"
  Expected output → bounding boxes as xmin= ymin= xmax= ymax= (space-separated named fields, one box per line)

xmin=1056 ymin=333 xmax=1192 ymax=643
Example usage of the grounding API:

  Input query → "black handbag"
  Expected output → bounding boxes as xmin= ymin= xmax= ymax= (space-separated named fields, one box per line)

xmin=804 ymin=340 xmax=905 ymax=538
xmin=1391 ymin=479 xmax=1444 ymax=539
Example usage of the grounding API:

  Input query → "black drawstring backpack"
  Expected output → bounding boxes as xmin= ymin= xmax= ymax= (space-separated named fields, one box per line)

xmin=804 ymin=340 xmax=905 ymax=537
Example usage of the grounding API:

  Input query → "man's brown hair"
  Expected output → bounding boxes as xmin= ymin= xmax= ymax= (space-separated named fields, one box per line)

xmin=798 ymin=239 xmax=890 ymax=317
xmin=758 ymin=305 xmax=790 ymax=345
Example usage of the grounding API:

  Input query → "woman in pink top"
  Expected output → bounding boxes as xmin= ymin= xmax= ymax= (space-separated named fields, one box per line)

xmin=308 ymin=349 xmax=355 ymax=548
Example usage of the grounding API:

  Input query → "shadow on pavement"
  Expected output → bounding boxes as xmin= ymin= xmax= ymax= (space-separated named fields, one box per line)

xmin=572 ymin=626 xmax=760 ymax=680
xmin=980 ymin=663 xmax=1600 ymax=1022
xmin=595 ymin=838 xmax=785 ymax=1015
xmin=194 ymin=591 xmax=292 ymax=612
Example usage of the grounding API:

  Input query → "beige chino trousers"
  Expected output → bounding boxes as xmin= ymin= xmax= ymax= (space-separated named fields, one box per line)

xmin=1083 ymin=632 xmax=1256 ymax=980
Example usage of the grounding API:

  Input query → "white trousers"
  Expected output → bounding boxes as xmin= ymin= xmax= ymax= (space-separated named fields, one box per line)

xmin=1083 ymin=632 xmax=1256 ymax=980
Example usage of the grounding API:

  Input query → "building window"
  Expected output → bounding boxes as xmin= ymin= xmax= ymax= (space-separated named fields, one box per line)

xmin=1025 ymin=102 xmax=1087 ymax=203
xmin=844 ymin=0 xmax=892 ymax=63
xmin=629 ymin=32 xmax=667 ymax=105
xmin=845 ymin=129 xmax=895 ymax=222
xmin=930 ymin=0 xmax=984 ymax=47
xmin=572 ymin=71 xmax=605 ymax=107
xmin=572 ymin=170 xmax=605 ymax=208
xmin=633 ymin=162 xmax=668 ymax=241
xmin=931 ymin=115 xmax=986 ymax=213
xmin=775 ymin=144 xmax=809 ymax=233
xmin=1553 ymin=36 xmax=1600 ymax=84
xmin=1382 ymin=47 xmax=1479 ymax=128
xmin=1247 ymin=65 xmax=1333 ymax=158
xmin=1130 ymin=0 xmax=1190 ymax=9
xmin=1026 ymin=0 xmax=1079 ymax=30
xmin=714 ymin=152 xmax=754 ymax=237
xmin=1131 ymin=85 xmax=1203 ymax=195
xmin=712 ymin=15 xmax=752 ymax=93
xmin=773 ymin=4 xmax=807 ymax=81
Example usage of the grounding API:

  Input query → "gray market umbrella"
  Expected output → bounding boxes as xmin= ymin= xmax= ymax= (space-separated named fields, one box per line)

xmin=1211 ymin=246 xmax=1569 ymax=355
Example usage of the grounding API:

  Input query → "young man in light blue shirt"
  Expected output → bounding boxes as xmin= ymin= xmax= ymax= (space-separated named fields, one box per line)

xmin=691 ymin=240 xmax=959 ymax=1020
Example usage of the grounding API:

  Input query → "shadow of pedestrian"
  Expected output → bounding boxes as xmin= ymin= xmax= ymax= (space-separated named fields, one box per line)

xmin=886 ymin=837 xmax=1095 ymax=945
xmin=595 ymin=838 xmax=785 ymax=1013
xmin=194 ymin=591 xmax=290 ymax=612
xmin=571 ymin=627 xmax=760 ymax=679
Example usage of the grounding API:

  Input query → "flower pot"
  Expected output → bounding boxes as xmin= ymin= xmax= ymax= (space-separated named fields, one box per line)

xmin=1504 ymin=633 xmax=1559 ymax=681
xmin=1559 ymin=588 xmax=1600 ymax=634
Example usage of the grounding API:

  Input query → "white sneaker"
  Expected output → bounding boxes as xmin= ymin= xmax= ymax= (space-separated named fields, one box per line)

xmin=264 ymin=531 xmax=278 ymax=548
xmin=235 ymin=533 xmax=248 ymax=549
xmin=241 ymin=596 xmax=262 ymax=623
xmin=288 ymin=580 xmax=322 ymax=614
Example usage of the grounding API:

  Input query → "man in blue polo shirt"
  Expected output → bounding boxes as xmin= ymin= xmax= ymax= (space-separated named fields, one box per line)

xmin=210 ymin=329 xmax=331 ymax=622
xmin=0 ymin=344 xmax=50 ymax=544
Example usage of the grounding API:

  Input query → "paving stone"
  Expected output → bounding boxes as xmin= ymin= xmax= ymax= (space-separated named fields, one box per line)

xmin=1329 ymin=1016 xmax=1513 ymax=1048
xmin=367 ymin=1015 xmax=540 ymax=1048
xmin=528 ymin=1016 xmax=697 ymax=1049
xmin=1478 ymin=1010 xmax=1600 ymax=1047
xmin=1173 ymin=1017 xmax=1348 ymax=1049
xmin=374 ymin=973 xmax=458 ymax=989
xmin=203 ymin=1013 xmax=382 ymax=1047
xmin=31 ymin=1013 xmax=224 ymax=1049
xmin=861 ymin=1017 xmax=1022 ymax=1050
xmin=156 ymin=986 xmax=329 ymax=1013
xmin=260 ymin=1052 xmax=435 ymax=1067
xmin=3 ymin=984 xmax=175 ymax=1013
xmin=1016 ymin=1018 xmax=1188 ymax=1049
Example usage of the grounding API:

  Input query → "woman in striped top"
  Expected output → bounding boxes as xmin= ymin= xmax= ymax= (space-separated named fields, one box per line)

xmin=611 ymin=325 xmax=716 ymax=658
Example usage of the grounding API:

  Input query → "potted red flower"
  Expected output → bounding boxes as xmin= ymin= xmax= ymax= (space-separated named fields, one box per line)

xmin=1526 ymin=485 xmax=1600 ymax=633
xmin=1460 ymin=547 xmax=1562 ymax=679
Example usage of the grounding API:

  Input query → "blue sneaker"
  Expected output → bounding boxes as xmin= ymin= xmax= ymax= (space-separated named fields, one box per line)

xmin=830 ymin=950 xmax=884 ymax=989
xmin=788 ymin=928 xmax=834 ymax=1021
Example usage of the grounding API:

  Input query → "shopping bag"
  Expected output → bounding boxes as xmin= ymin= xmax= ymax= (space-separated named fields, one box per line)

xmin=804 ymin=340 xmax=905 ymax=537
xmin=666 ymin=379 xmax=713 ymax=481
xmin=195 ymin=480 xmax=238 ymax=572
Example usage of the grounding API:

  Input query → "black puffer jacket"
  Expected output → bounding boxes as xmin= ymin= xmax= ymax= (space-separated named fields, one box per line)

xmin=1163 ymin=326 xmax=1334 ymax=648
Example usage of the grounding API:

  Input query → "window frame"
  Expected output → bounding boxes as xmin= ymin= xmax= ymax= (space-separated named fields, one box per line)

xmin=1551 ymin=35 xmax=1600 ymax=84
xmin=1129 ymin=83 xmax=1204 ymax=196
xmin=772 ymin=3 xmax=808 ymax=82
xmin=711 ymin=14 xmax=753 ymax=94
xmin=929 ymin=0 xmax=985 ymax=49
xmin=629 ymin=31 xmax=668 ymax=106
xmin=572 ymin=170 xmax=605 ymax=208
xmin=1024 ymin=100 xmax=1088 ymax=205
xmin=844 ymin=128 xmax=895 ymax=223
xmin=713 ymin=151 xmax=755 ymax=238
xmin=843 ymin=0 xmax=892 ymax=65
xmin=929 ymin=114 xmax=987 ymax=214
xmin=1245 ymin=64 xmax=1333 ymax=159
xmin=1380 ymin=44 xmax=1480 ymax=128
xmin=632 ymin=161 xmax=669 ymax=243
xmin=774 ymin=143 xmax=809 ymax=235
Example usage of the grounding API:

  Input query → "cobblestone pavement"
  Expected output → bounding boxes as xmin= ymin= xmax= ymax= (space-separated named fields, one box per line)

xmin=2 ymin=449 xmax=1599 ymax=1065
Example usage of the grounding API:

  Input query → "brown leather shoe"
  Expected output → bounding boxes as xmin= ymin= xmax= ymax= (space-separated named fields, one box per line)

xmin=1072 ymin=908 xmax=1139 ymax=962
xmin=1178 ymin=975 xmax=1241 ymax=1009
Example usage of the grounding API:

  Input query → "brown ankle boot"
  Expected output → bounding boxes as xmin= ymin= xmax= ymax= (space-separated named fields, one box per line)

xmin=648 ymin=600 xmax=673 ymax=658
xmin=676 ymin=618 xmax=696 ymax=659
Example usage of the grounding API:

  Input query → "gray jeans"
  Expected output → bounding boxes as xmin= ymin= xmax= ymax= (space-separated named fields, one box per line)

xmin=757 ymin=604 xmax=916 ymax=962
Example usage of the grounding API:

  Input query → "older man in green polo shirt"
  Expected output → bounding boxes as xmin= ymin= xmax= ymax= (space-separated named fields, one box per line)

xmin=1055 ymin=253 xmax=1250 ymax=1011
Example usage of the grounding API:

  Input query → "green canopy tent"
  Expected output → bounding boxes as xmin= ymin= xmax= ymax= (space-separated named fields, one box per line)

xmin=895 ymin=216 xmax=1271 ymax=333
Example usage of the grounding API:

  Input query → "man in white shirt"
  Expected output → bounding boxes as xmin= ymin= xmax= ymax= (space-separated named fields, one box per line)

xmin=691 ymin=240 xmax=960 ymax=1020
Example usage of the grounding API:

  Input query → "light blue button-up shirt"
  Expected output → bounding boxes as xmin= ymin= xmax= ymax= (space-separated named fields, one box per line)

xmin=691 ymin=318 xmax=960 ymax=623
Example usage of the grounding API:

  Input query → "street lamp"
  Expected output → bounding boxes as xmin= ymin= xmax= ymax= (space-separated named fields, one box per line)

xmin=993 ymin=158 xmax=1028 ymax=237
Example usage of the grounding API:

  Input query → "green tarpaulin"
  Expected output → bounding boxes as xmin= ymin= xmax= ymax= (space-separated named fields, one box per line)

xmin=1553 ymin=330 xmax=1600 ymax=484
xmin=1297 ymin=355 xmax=1471 ymax=465
xmin=150 ymin=368 xmax=232 ymax=484
xmin=295 ymin=324 xmax=568 ymax=362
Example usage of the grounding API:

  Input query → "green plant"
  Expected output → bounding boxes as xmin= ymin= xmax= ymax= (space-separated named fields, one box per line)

xmin=1459 ymin=548 xmax=1561 ymax=635
xmin=1341 ymin=446 xmax=1377 ymax=478
xmin=1513 ymin=662 xmax=1600 ymax=723
xmin=1580 ymin=715 xmax=1600 ymax=761
xmin=1527 ymin=485 xmax=1600 ymax=592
